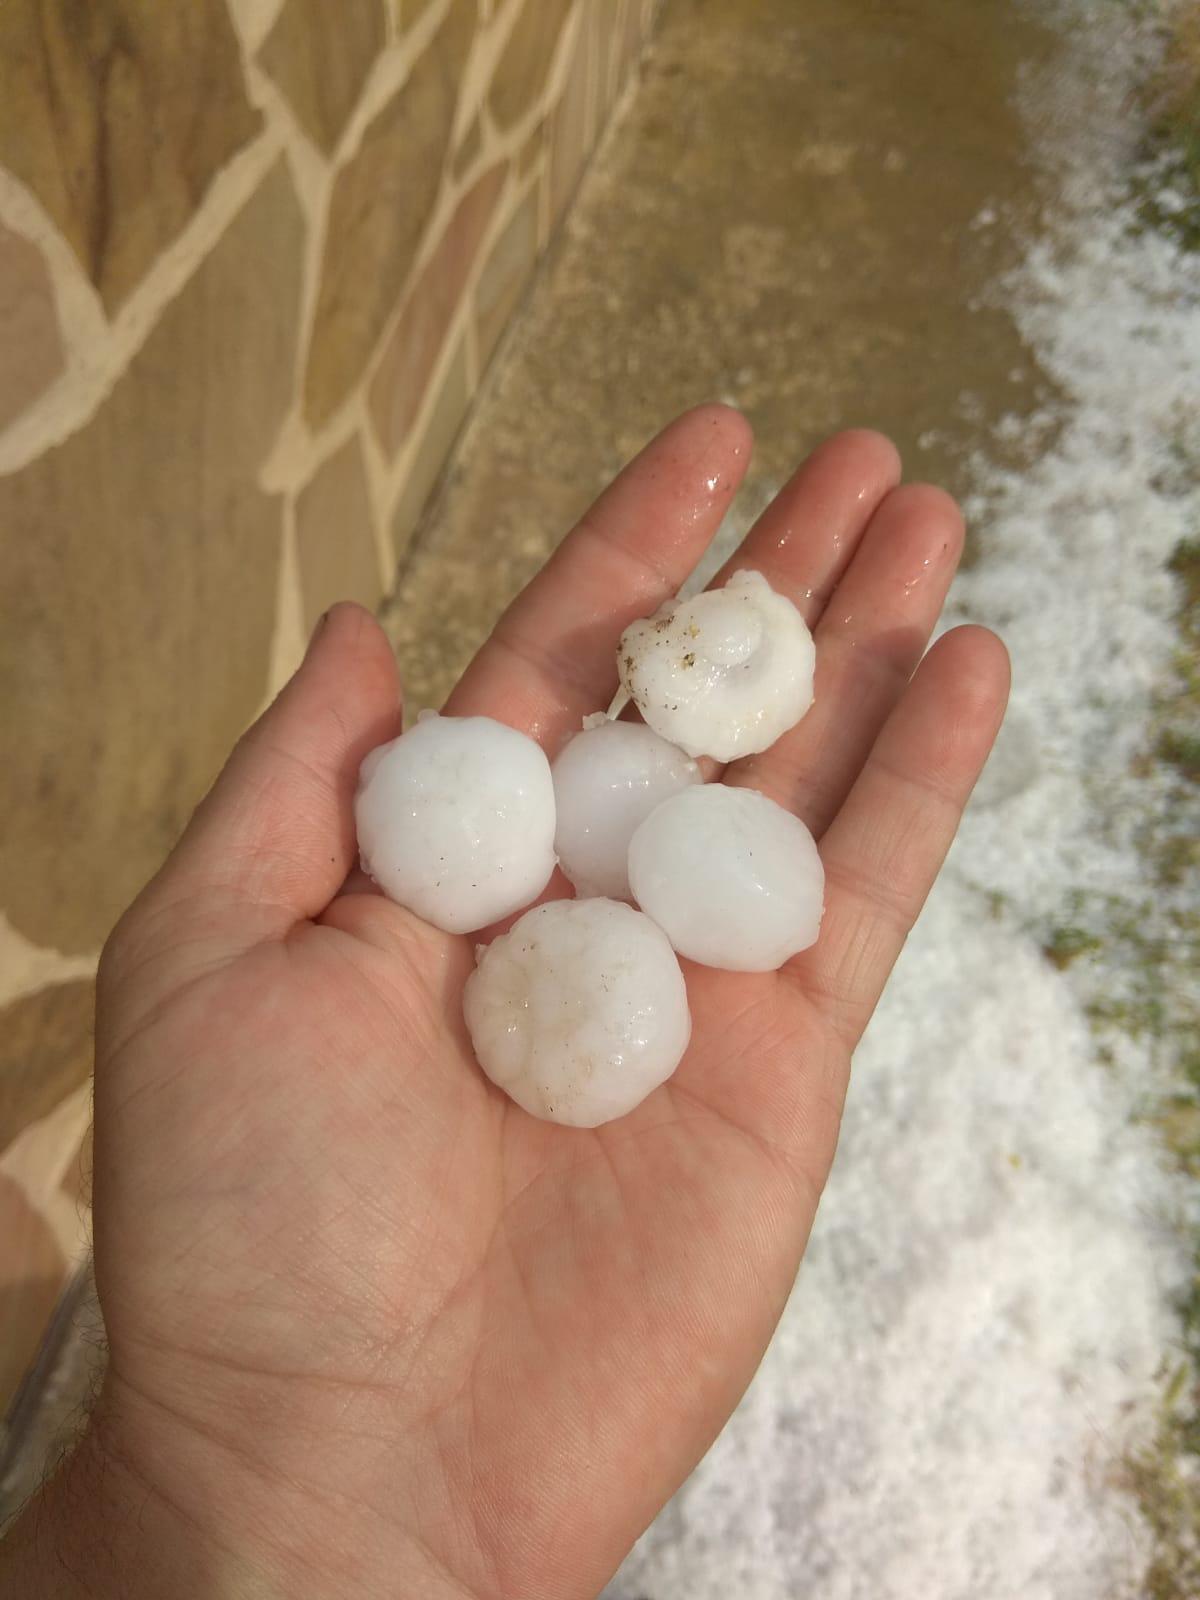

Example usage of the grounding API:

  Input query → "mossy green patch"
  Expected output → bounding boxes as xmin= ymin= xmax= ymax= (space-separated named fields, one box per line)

xmin=1132 ymin=8 xmax=1200 ymax=249
xmin=1042 ymin=924 xmax=1104 ymax=969
xmin=1119 ymin=520 xmax=1200 ymax=1594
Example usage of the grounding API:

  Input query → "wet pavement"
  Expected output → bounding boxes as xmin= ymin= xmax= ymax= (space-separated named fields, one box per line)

xmin=384 ymin=0 xmax=1064 ymax=707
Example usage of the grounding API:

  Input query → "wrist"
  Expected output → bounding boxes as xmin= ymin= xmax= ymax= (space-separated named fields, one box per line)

xmin=2 ymin=1373 xmax=486 ymax=1600
xmin=0 ymin=1389 xmax=273 ymax=1600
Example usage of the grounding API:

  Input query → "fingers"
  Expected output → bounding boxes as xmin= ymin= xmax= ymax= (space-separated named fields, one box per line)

xmin=725 ymin=484 xmax=965 ymax=834
xmin=788 ymin=626 xmax=1010 ymax=1048
xmin=708 ymin=428 xmax=901 ymax=626
xmin=444 ymin=403 xmax=752 ymax=749
xmin=119 ymin=604 xmax=402 ymax=954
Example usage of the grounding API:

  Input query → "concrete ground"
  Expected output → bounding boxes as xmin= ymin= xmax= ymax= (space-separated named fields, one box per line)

xmin=383 ymin=0 xmax=1062 ymax=707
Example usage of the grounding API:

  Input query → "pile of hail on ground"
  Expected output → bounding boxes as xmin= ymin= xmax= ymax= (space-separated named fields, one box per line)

xmin=608 ymin=7 xmax=1198 ymax=1599
xmin=355 ymin=568 xmax=819 ymax=1126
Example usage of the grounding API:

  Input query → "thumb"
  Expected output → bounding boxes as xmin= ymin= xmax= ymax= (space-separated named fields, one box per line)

xmin=109 ymin=603 xmax=402 ymax=973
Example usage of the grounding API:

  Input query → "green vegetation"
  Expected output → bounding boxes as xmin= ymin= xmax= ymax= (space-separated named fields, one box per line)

xmin=1026 ymin=517 xmax=1199 ymax=1596
xmin=1121 ymin=520 xmax=1200 ymax=1597
xmin=1135 ymin=8 xmax=1200 ymax=247
xmin=1041 ymin=924 xmax=1103 ymax=969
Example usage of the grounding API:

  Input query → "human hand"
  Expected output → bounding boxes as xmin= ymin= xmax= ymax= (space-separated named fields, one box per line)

xmin=1 ymin=407 xmax=1008 ymax=1600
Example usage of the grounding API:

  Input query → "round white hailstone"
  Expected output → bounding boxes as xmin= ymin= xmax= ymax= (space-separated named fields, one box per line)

xmin=355 ymin=714 xmax=556 ymax=935
xmin=552 ymin=716 xmax=702 ymax=899
xmin=628 ymin=783 xmax=824 ymax=972
xmin=617 ymin=568 xmax=816 ymax=761
xmin=463 ymin=898 xmax=691 ymax=1127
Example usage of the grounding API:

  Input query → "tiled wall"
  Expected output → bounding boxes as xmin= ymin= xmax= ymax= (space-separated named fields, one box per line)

xmin=0 ymin=0 xmax=657 ymax=1420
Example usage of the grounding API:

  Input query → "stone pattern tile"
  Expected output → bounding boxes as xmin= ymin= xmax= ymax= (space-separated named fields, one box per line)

xmin=391 ymin=334 xmax=471 ymax=558
xmin=0 ymin=222 xmax=65 ymax=433
xmin=0 ymin=982 xmax=94 ymax=1159
xmin=550 ymin=11 xmax=593 ymax=224
xmin=294 ymin=436 xmax=383 ymax=630
xmin=303 ymin=0 xmax=477 ymax=425
xmin=369 ymin=161 xmax=507 ymax=457
xmin=259 ymin=0 xmax=387 ymax=155
xmin=490 ymin=0 xmax=574 ymax=130
xmin=0 ymin=160 xmax=305 ymax=955
xmin=474 ymin=183 xmax=541 ymax=371
xmin=0 ymin=0 xmax=658 ymax=1443
xmin=0 ymin=0 xmax=262 ymax=313
xmin=0 ymin=1176 xmax=65 ymax=1412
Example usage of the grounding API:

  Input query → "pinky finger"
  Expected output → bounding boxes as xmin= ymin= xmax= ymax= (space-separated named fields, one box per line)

xmin=790 ymin=626 xmax=1010 ymax=1048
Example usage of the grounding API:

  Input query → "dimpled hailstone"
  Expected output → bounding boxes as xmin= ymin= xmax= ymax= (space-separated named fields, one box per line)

xmin=463 ymin=899 xmax=691 ymax=1127
xmin=628 ymin=783 xmax=824 ymax=972
xmin=617 ymin=568 xmax=816 ymax=761
xmin=552 ymin=716 xmax=701 ymax=899
xmin=355 ymin=714 xmax=556 ymax=935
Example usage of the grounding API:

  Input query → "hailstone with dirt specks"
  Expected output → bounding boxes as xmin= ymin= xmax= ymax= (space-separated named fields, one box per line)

xmin=463 ymin=898 xmax=691 ymax=1127
xmin=355 ymin=713 xmax=556 ymax=935
xmin=617 ymin=569 xmax=816 ymax=761
xmin=552 ymin=715 xmax=701 ymax=899
xmin=628 ymin=782 xmax=824 ymax=971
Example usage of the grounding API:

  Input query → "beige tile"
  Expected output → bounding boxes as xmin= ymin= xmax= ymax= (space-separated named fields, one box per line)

xmin=294 ymin=435 xmax=383 ymax=630
xmin=590 ymin=0 xmax=619 ymax=123
xmin=549 ymin=11 xmax=590 ymax=224
xmin=369 ymin=161 xmax=507 ymax=457
xmin=474 ymin=183 xmax=540 ymax=374
xmin=0 ymin=982 xmax=94 ymax=1161
xmin=304 ymin=0 xmax=477 ymax=425
xmin=0 ymin=1174 xmax=67 ymax=1414
xmin=0 ymin=160 xmax=304 ymax=954
xmin=0 ymin=0 xmax=262 ymax=313
xmin=394 ymin=0 xmax=439 ymax=28
xmin=620 ymin=0 xmax=644 ymax=73
xmin=518 ymin=118 xmax=546 ymax=179
xmin=0 ymin=223 xmax=65 ymax=434
xmin=489 ymin=0 xmax=573 ymax=130
xmin=452 ymin=115 xmax=484 ymax=179
xmin=391 ymin=335 xmax=470 ymax=559
xmin=258 ymin=0 xmax=386 ymax=155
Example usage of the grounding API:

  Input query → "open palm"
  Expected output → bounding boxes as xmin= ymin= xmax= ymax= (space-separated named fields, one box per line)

xmin=81 ymin=410 xmax=1007 ymax=1600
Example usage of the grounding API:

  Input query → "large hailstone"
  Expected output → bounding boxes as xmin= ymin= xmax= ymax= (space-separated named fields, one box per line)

xmin=628 ymin=783 xmax=824 ymax=971
xmin=617 ymin=569 xmax=816 ymax=762
xmin=463 ymin=898 xmax=691 ymax=1127
xmin=355 ymin=714 xmax=556 ymax=935
xmin=552 ymin=716 xmax=701 ymax=899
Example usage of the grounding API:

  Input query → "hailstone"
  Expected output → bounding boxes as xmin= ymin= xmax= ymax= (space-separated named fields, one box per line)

xmin=617 ymin=568 xmax=816 ymax=762
xmin=628 ymin=783 xmax=824 ymax=971
xmin=552 ymin=716 xmax=701 ymax=899
xmin=463 ymin=898 xmax=691 ymax=1127
xmin=355 ymin=713 xmax=556 ymax=934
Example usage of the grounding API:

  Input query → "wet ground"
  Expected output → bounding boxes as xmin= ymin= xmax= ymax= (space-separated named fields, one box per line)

xmin=385 ymin=0 xmax=1063 ymax=707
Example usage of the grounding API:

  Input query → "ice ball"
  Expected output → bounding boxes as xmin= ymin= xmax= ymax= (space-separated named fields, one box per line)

xmin=617 ymin=569 xmax=816 ymax=762
xmin=355 ymin=713 xmax=556 ymax=935
xmin=628 ymin=782 xmax=824 ymax=971
xmin=552 ymin=717 xmax=701 ymax=899
xmin=463 ymin=898 xmax=692 ymax=1127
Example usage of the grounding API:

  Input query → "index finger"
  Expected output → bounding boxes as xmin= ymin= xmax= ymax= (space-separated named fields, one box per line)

xmin=444 ymin=403 xmax=752 ymax=749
